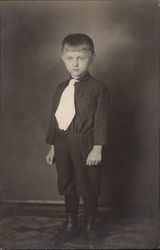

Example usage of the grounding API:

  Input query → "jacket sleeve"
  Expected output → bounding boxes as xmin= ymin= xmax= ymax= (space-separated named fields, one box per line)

xmin=93 ymin=85 xmax=110 ymax=145
xmin=45 ymin=111 xmax=57 ymax=145
xmin=45 ymin=90 xmax=59 ymax=145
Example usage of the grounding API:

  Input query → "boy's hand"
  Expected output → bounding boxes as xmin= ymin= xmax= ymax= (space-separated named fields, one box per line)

xmin=86 ymin=145 xmax=102 ymax=166
xmin=46 ymin=145 xmax=55 ymax=165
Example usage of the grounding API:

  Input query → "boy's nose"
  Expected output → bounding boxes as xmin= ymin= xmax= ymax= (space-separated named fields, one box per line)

xmin=72 ymin=59 xmax=79 ymax=67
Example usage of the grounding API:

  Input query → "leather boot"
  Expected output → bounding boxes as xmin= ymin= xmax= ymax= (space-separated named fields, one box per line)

xmin=54 ymin=212 xmax=79 ymax=246
xmin=83 ymin=197 xmax=98 ymax=240
xmin=65 ymin=212 xmax=78 ymax=232
xmin=54 ymin=195 xmax=79 ymax=245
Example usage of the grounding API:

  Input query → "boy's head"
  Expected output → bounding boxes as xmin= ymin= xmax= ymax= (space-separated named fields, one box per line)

xmin=61 ymin=34 xmax=95 ymax=79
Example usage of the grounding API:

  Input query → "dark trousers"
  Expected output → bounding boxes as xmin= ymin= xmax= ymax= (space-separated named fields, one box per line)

xmin=65 ymin=194 xmax=98 ymax=217
xmin=54 ymin=130 xmax=102 ymax=199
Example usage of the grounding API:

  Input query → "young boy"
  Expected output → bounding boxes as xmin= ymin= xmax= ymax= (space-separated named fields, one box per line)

xmin=45 ymin=34 xmax=109 ymax=240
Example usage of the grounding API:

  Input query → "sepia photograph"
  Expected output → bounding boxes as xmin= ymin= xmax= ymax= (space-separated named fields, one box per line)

xmin=0 ymin=0 xmax=159 ymax=249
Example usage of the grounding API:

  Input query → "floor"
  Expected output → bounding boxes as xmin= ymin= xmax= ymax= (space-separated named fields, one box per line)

xmin=0 ymin=203 xmax=159 ymax=249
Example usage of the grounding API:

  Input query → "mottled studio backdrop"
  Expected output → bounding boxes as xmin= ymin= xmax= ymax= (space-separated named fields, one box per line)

xmin=1 ymin=0 xmax=159 ymax=213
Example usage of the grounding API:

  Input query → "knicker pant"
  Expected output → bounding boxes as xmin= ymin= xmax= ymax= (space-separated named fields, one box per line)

xmin=65 ymin=194 xmax=79 ymax=214
xmin=54 ymin=131 xmax=102 ymax=199
xmin=83 ymin=197 xmax=98 ymax=217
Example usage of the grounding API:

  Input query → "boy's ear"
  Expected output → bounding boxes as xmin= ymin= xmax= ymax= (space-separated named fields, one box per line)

xmin=61 ymin=53 xmax=65 ymax=61
xmin=93 ymin=53 xmax=96 ymax=59
xmin=90 ymin=53 xmax=96 ymax=63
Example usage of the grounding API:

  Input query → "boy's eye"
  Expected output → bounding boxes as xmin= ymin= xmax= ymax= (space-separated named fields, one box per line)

xmin=79 ymin=57 xmax=86 ymax=60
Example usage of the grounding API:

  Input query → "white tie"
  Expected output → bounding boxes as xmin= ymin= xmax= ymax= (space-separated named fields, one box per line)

xmin=55 ymin=79 xmax=78 ymax=130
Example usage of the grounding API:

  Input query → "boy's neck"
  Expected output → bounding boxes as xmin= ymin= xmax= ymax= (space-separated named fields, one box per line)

xmin=70 ymin=72 xmax=90 ymax=82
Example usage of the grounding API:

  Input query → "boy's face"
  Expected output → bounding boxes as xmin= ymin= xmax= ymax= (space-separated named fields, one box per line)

xmin=61 ymin=44 xmax=95 ymax=79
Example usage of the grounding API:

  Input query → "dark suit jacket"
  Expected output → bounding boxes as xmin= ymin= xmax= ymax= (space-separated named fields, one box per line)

xmin=46 ymin=73 xmax=109 ymax=146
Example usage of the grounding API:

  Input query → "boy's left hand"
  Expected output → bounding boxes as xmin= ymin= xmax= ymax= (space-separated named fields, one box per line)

xmin=86 ymin=145 xmax=102 ymax=166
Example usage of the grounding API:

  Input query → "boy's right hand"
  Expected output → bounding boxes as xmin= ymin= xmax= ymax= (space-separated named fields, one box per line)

xmin=46 ymin=145 xmax=55 ymax=165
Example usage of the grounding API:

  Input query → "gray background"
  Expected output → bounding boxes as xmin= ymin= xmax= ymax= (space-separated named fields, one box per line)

xmin=1 ymin=0 xmax=159 ymax=212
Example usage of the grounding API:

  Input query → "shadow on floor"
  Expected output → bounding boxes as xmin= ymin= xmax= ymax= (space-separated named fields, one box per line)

xmin=0 ymin=203 xmax=159 ymax=249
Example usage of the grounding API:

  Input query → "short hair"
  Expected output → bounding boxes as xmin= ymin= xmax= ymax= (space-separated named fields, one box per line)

xmin=62 ymin=33 xmax=95 ymax=55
